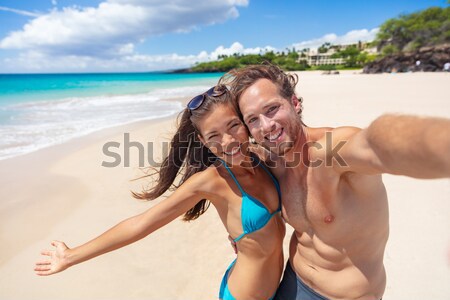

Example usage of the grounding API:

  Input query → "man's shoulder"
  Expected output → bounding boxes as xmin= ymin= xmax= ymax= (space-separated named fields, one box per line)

xmin=313 ymin=126 xmax=361 ymax=144
xmin=308 ymin=126 xmax=362 ymax=160
xmin=309 ymin=125 xmax=392 ymax=177
xmin=306 ymin=126 xmax=380 ymax=181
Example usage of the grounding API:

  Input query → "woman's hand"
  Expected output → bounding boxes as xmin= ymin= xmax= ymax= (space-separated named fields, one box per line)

xmin=34 ymin=241 xmax=72 ymax=276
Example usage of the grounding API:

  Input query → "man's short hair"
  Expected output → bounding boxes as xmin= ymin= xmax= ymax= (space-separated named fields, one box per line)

xmin=219 ymin=62 xmax=299 ymax=105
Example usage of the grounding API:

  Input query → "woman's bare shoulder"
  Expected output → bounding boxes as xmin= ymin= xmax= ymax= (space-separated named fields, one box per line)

xmin=182 ymin=164 xmax=227 ymax=199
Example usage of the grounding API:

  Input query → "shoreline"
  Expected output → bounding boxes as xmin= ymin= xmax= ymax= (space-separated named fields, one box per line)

xmin=0 ymin=72 xmax=221 ymax=162
xmin=0 ymin=94 xmax=188 ymax=162
xmin=0 ymin=113 xmax=180 ymax=259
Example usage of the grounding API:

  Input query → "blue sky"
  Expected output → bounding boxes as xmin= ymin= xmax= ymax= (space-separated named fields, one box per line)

xmin=0 ymin=0 xmax=447 ymax=73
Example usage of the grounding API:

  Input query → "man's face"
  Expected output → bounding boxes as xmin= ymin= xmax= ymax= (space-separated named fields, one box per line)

xmin=239 ymin=78 xmax=302 ymax=156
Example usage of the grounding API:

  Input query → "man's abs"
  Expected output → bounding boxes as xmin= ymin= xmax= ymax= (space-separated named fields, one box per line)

xmin=289 ymin=232 xmax=386 ymax=300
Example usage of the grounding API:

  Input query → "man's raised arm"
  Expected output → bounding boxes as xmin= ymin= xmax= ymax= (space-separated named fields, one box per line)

xmin=365 ymin=114 xmax=450 ymax=178
xmin=329 ymin=114 xmax=450 ymax=179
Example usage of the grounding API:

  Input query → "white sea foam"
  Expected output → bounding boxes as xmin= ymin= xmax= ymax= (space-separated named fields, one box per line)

xmin=0 ymin=85 xmax=212 ymax=161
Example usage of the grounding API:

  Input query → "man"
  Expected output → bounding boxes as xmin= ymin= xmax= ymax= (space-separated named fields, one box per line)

xmin=220 ymin=64 xmax=450 ymax=300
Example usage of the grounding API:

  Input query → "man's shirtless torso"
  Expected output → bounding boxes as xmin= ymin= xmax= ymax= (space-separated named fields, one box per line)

xmin=272 ymin=127 xmax=388 ymax=300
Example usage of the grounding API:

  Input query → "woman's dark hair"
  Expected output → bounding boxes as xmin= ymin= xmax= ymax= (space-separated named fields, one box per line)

xmin=133 ymin=85 xmax=234 ymax=221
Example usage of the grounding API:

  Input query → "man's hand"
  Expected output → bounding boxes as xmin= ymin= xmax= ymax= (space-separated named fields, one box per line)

xmin=228 ymin=235 xmax=237 ymax=254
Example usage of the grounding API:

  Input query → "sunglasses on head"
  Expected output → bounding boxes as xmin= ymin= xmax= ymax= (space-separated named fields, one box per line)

xmin=187 ymin=85 xmax=228 ymax=111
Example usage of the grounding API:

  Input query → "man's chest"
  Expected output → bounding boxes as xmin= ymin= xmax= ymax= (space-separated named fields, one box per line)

xmin=278 ymin=170 xmax=379 ymax=240
xmin=280 ymin=176 xmax=337 ymax=232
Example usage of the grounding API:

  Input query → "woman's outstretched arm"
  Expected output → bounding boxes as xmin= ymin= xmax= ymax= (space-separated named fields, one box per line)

xmin=34 ymin=173 xmax=207 ymax=276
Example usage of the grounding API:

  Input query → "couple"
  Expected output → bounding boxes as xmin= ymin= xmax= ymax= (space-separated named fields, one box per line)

xmin=35 ymin=64 xmax=450 ymax=300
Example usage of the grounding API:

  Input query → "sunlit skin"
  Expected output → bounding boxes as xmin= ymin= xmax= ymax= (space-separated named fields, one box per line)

xmin=240 ymin=79 xmax=303 ymax=158
xmin=238 ymin=77 xmax=450 ymax=300
xmin=196 ymin=105 xmax=285 ymax=300
xmin=197 ymin=104 xmax=252 ymax=167
xmin=35 ymin=102 xmax=285 ymax=300
xmin=239 ymin=79 xmax=388 ymax=300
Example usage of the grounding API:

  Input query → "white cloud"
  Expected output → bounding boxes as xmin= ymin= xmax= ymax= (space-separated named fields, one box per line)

xmin=0 ymin=1 xmax=380 ymax=74
xmin=209 ymin=42 xmax=276 ymax=60
xmin=0 ymin=28 xmax=380 ymax=73
xmin=1 ymin=49 xmax=197 ymax=73
xmin=0 ymin=6 xmax=41 ymax=17
xmin=0 ymin=0 xmax=249 ymax=58
xmin=0 ymin=1 xmax=252 ymax=73
xmin=0 ymin=41 xmax=273 ymax=73
xmin=292 ymin=28 xmax=379 ymax=50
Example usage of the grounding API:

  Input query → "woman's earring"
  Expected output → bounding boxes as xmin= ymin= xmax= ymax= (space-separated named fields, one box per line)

xmin=249 ymin=136 xmax=257 ymax=144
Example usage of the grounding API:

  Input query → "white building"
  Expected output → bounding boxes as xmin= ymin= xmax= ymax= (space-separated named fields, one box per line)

xmin=302 ymin=49 xmax=345 ymax=66
xmin=299 ymin=42 xmax=378 ymax=66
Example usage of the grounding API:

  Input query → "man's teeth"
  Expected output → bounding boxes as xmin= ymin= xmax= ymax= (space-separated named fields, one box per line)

xmin=267 ymin=129 xmax=282 ymax=141
xmin=225 ymin=147 xmax=240 ymax=155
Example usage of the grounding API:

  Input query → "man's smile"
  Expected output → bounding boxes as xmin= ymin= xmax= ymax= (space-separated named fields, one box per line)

xmin=265 ymin=128 xmax=284 ymax=142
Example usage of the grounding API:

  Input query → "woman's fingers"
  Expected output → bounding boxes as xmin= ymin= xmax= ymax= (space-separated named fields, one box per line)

xmin=40 ymin=240 xmax=64 ymax=257
xmin=34 ymin=260 xmax=52 ymax=274
xmin=35 ymin=241 xmax=70 ymax=276
xmin=52 ymin=240 xmax=67 ymax=249
xmin=34 ymin=262 xmax=54 ymax=276
xmin=35 ymin=269 xmax=52 ymax=276
xmin=40 ymin=250 xmax=53 ymax=257
xmin=34 ymin=265 xmax=50 ymax=271
xmin=34 ymin=241 xmax=67 ymax=276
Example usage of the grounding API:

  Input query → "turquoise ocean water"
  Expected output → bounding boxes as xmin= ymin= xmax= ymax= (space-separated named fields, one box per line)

xmin=0 ymin=72 xmax=222 ymax=160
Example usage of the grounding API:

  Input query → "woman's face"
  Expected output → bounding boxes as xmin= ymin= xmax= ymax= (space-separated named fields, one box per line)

xmin=196 ymin=103 xmax=250 ymax=166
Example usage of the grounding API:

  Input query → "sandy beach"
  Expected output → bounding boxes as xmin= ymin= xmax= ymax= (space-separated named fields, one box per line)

xmin=0 ymin=71 xmax=449 ymax=300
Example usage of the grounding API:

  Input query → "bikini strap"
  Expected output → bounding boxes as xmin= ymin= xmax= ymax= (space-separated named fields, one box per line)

xmin=257 ymin=157 xmax=282 ymax=212
xmin=218 ymin=159 xmax=246 ymax=195
xmin=233 ymin=233 xmax=246 ymax=242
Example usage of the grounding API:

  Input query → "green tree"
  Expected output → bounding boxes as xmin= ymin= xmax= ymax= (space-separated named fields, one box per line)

xmin=287 ymin=51 xmax=299 ymax=61
xmin=239 ymin=54 xmax=263 ymax=65
xmin=381 ymin=44 xmax=400 ymax=56
xmin=262 ymin=51 xmax=276 ymax=62
xmin=333 ymin=45 xmax=362 ymax=67
xmin=376 ymin=7 xmax=450 ymax=54
xmin=318 ymin=42 xmax=331 ymax=53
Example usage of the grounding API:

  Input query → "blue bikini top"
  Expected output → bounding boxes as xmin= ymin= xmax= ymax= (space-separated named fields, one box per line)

xmin=220 ymin=157 xmax=282 ymax=242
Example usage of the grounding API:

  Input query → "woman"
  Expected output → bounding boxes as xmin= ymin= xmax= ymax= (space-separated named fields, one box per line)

xmin=34 ymin=85 xmax=285 ymax=300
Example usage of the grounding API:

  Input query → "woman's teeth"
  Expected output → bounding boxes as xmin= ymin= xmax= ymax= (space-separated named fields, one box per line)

xmin=224 ymin=146 xmax=240 ymax=156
